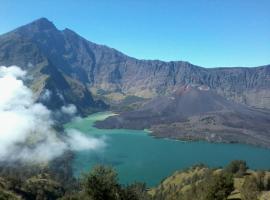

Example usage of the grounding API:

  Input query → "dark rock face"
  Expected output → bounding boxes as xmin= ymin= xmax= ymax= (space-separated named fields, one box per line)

xmin=0 ymin=18 xmax=269 ymax=111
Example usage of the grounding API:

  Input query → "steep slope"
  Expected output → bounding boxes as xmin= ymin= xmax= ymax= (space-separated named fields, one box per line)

xmin=0 ymin=18 xmax=269 ymax=109
xmin=96 ymin=85 xmax=270 ymax=147
xmin=0 ymin=18 xmax=108 ymax=115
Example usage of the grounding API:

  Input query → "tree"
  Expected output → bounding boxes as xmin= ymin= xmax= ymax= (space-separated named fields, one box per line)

xmin=203 ymin=172 xmax=234 ymax=200
xmin=0 ymin=189 xmax=21 ymax=200
xmin=225 ymin=160 xmax=248 ymax=177
xmin=81 ymin=165 xmax=121 ymax=200
xmin=120 ymin=182 xmax=150 ymax=200
xmin=256 ymin=171 xmax=265 ymax=191
xmin=21 ymin=173 xmax=64 ymax=200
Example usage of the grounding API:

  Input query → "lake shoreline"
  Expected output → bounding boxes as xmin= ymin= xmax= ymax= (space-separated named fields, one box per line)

xmin=65 ymin=111 xmax=270 ymax=187
xmin=93 ymin=111 xmax=270 ymax=149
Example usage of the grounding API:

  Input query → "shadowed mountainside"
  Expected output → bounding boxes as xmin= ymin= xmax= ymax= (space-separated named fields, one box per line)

xmin=0 ymin=18 xmax=108 ymax=115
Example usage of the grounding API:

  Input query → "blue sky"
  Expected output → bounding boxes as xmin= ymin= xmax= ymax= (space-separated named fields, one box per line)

xmin=0 ymin=0 xmax=269 ymax=67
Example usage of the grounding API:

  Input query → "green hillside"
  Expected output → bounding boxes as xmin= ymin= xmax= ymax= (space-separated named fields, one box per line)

xmin=150 ymin=161 xmax=270 ymax=200
xmin=1 ymin=161 xmax=270 ymax=200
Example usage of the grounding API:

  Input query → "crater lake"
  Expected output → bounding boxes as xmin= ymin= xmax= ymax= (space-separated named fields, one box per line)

xmin=65 ymin=112 xmax=270 ymax=187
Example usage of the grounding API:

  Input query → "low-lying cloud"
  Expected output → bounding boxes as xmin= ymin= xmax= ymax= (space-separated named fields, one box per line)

xmin=66 ymin=129 xmax=106 ymax=151
xmin=39 ymin=89 xmax=52 ymax=102
xmin=61 ymin=104 xmax=77 ymax=116
xmin=0 ymin=66 xmax=105 ymax=163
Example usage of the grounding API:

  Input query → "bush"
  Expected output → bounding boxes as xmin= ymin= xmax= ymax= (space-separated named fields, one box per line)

xmin=180 ymin=171 xmax=234 ymax=200
xmin=241 ymin=176 xmax=259 ymax=200
xmin=121 ymin=182 xmax=150 ymax=200
xmin=78 ymin=166 xmax=150 ymax=200
xmin=225 ymin=160 xmax=248 ymax=177
xmin=203 ymin=172 xmax=234 ymax=200
xmin=81 ymin=165 xmax=121 ymax=200
xmin=21 ymin=173 xmax=65 ymax=200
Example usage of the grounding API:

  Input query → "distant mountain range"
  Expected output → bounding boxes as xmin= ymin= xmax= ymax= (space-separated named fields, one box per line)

xmin=0 ymin=18 xmax=269 ymax=111
xmin=0 ymin=18 xmax=270 ymax=146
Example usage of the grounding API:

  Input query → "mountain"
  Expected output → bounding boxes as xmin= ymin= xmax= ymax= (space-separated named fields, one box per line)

xmin=0 ymin=18 xmax=269 ymax=146
xmin=0 ymin=18 xmax=108 ymax=115
xmin=0 ymin=18 xmax=269 ymax=111
xmin=96 ymin=85 xmax=270 ymax=147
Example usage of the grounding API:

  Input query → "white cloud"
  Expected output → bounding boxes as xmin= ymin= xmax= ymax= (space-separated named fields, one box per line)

xmin=66 ymin=129 xmax=106 ymax=151
xmin=40 ymin=89 xmax=52 ymax=102
xmin=0 ymin=66 xmax=26 ymax=78
xmin=0 ymin=66 xmax=105 ymax=163
xmin=61 ymin=104 xmax=77 ymax=116
xmin=57 ymin=91 xmax=64 ymax=101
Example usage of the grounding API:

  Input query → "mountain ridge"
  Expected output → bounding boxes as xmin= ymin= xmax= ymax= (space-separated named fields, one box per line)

xmin=0 ymin=18 xmax=269 ymax=110
xmin=9 ymin=18 xmax=268 ymax=68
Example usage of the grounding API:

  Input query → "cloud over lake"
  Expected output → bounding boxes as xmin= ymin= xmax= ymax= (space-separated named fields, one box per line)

xmin=0 ymin=66 xmax=105 ymax=163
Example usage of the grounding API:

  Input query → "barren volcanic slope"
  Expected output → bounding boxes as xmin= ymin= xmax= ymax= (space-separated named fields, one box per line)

xmin=0 ymin=18 xmax=270 ymax=111
xmin=96 ymin=85 xmax=270 ymax=148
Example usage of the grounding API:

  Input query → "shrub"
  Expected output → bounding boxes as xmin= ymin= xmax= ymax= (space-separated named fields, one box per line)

xmin=225 ymin=160 xmax=248 ymax=177
xmin=81 ymin=165 xmax=121 ymax=200
xmin=241 ymin=176 xmax=259 ymax=200
xmin=203 ymin=172 xmax=234 ymax=200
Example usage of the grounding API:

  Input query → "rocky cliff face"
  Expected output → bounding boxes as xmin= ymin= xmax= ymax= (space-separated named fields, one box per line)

xmin=0 ymin=18 xmax=108 ymax=115
xmin=0 ymin=18 xmax=269 ymax=110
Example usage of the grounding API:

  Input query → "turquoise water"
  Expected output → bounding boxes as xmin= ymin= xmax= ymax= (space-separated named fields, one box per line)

xmin=65 ymin=112 xmax=270 ymax=187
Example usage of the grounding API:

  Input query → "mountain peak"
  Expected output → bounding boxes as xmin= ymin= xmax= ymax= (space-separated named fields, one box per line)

xmin=13 ymin=18 xmax=57 ymax=34
xmin=28 ymin=17 xmax=57 ymax=30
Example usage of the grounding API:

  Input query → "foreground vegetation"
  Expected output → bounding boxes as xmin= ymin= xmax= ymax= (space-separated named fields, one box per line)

xmin=150 ymin=160 xmax=270 ymax=200
xmin=0 ymin=161 xmax=270 ymax=199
